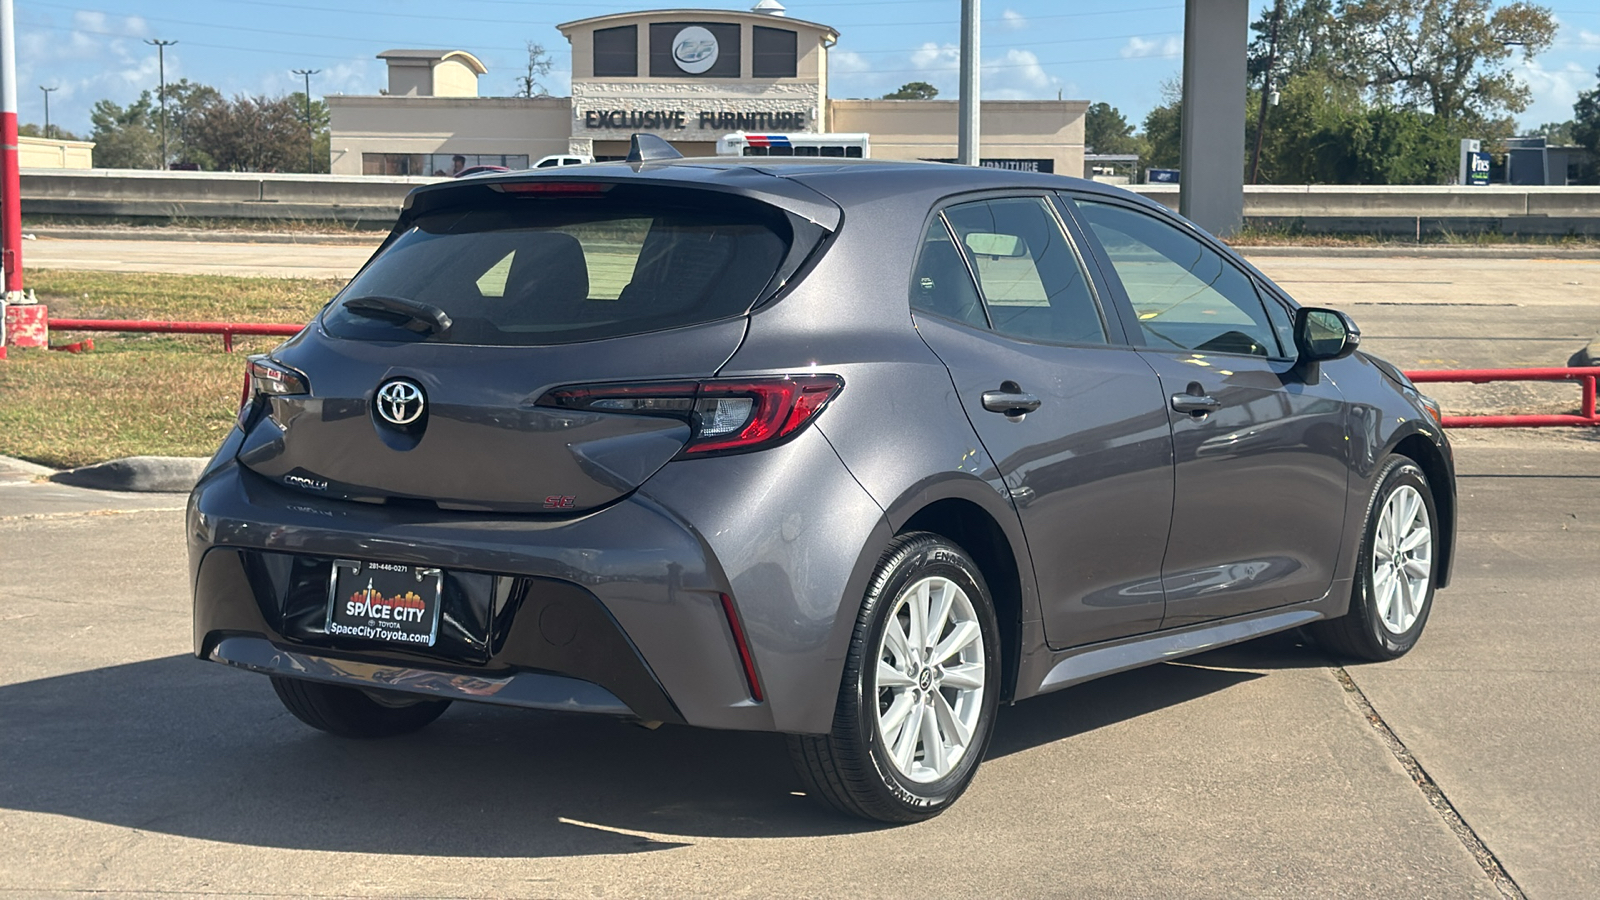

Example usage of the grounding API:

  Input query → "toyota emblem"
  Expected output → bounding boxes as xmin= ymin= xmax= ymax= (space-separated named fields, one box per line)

xmin=375 ymin=379 xmax=425 ymax=426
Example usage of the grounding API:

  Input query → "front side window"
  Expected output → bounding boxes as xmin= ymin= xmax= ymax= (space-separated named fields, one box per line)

xmin=943 ymin=197 xmax=1108 ymax=346
xmin=1074 ymin=198 xmax=1281 ymax=357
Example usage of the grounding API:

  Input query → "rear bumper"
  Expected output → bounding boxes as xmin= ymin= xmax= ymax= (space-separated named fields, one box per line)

xmin=188 ymin=425 xmax=890 ymax=734
xmin=210 ymin=636 xmax=635 ymax=716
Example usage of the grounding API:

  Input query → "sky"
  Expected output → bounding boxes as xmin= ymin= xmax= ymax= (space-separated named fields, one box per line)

xmin=13 ymin=0 xmax=1600 ymax=139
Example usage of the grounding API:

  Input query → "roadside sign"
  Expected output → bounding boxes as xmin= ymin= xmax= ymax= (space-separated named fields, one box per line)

xmin=1146 ymin=168 xmax=1179 ymax=184
xmin=1467 ymin=151 xmax=1491 ymax=186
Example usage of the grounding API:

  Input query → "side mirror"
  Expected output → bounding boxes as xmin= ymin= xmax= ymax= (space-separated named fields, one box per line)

xmin=1294 ymin=307 xmax=1361 ymax=362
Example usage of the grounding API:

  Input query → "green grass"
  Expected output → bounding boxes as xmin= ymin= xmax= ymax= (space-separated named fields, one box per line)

xmin=0 ymin=270 xmax=339 ymax=469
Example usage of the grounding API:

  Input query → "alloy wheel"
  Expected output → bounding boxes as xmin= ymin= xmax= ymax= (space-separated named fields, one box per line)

xmin=1372 ymin=484 xmax=1432 ymax=635
xmin=873 ymin=575 xmax=987 ymax=783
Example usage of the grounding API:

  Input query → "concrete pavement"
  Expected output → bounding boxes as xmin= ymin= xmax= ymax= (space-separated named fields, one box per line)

xmin=1 ymin=434 xmax=1595 ymax=898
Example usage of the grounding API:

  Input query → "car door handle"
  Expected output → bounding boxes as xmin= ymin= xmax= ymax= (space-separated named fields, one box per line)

xmin=1171 ymin=393 xmax=1223 ymax=415
xmin=982 ymin=390 xmax=1042 ymax=415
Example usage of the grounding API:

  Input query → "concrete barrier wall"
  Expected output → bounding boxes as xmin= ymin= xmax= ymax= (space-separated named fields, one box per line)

xmin=1129 ymin=184 xmax=1600 ymax=234
xmin=20 ymin=168 xmax=445 ymax=226
xmin=20 ymin=169 xmax=1600 ymax=233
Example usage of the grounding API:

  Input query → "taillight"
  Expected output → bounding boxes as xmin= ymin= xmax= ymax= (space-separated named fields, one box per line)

xmin=238 ymin=356 xmax=309 ymax=428
xmin=536 ymin=375 xmax=843 ymax=456
xmin=491 ymin=181 xmax=611 ymax=197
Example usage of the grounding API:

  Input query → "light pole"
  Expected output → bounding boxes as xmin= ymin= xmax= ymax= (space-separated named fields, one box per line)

xmin=291 ymin=68 xmax=321 ymax=173
xmin=39 ymin=85 xmax=55 ymax=139
xmin=144 ymin=38 xmax=177 ymax=168
xmin=957 ymin=0 xmax=980 ymax=165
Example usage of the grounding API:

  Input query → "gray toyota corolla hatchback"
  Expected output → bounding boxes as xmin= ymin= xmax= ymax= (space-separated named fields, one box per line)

xmin=190 ymin=141 xmax=1455 ymax=823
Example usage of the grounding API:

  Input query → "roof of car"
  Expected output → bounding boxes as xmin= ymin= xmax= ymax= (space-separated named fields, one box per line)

xmin=399 ymin=157 xmax=1159 ymax=232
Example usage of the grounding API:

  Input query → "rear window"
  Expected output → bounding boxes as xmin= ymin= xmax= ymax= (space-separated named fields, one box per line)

xmin=324 ymin=184 xmax=796 ymax=346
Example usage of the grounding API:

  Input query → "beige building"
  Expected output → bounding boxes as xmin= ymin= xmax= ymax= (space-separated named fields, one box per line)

xmin=19 ymin=135 xmax=95 ymax=169
xmin=328 ymin=5 xmax=1085 ymax=177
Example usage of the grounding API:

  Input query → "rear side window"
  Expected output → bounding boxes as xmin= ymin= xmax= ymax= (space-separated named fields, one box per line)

xmin=943 ymin=197 xmax=1108 ymax=346
xmin=325 ymin=185 xmax=795 ymax=346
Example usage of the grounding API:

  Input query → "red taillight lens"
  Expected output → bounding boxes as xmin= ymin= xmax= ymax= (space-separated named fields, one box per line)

xmin=238 ymin=356 xmax=309 ymax=428
xmin=720 ymin=593 xmax=763 ymax=702
xmin=536 ymin=375 xmax=843 ymax=457
xmin=492 ymin=181 xmax=611 ymax=197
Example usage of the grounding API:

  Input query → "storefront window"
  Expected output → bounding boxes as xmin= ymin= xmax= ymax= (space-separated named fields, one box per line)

xmin=752 ymin=26 xmax=797 ymax=78
xmin=362 ymin=153 xmax=532 ymax=176
xmin=593 ymin=25 xmax=638 ymax=77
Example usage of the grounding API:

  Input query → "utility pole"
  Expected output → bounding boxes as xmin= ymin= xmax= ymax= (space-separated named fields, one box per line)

xmin=957 ymin=0 xmax=980 ymax=165
xmin=1248 ymin=0 xmax=1283 ymax=185
xmin=39 ymin=85 xmax=56 ymax=139
xmin=1 ymin=0 xmax=23 ymax=317
xmin=291 ymin=68 xmax=321 ymax=173
xmin=145 ymin=39 xmax=177 ymax=169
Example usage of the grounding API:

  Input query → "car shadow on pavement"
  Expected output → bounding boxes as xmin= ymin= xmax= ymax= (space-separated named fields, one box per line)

xmin=0 ymin=631 xmax=1319 ymax=855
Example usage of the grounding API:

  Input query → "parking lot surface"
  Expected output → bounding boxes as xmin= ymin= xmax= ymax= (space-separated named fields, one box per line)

xmin=3 ymin=246 xmax=1596 ymax=897
xmin=1 ymin=432 xmax=1596 ymax=899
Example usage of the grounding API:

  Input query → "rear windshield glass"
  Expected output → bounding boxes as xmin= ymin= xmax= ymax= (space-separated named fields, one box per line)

xmin=324 ymin=184 xmax=795 ymax=345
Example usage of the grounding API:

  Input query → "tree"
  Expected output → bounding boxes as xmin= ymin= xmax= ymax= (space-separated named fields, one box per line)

xmin=19 ymin=123 xmax=82 ymax=141
xmin=89 ymin=93 xmax=161 ymax=169
xmin=1085 ymin=102 xmax=1140 ymax=154
xmin=1574 ymin=66 xmax=1600 ymax=156
xmin=517 ymin=42 xmax=553 ymax=98
xmin=1248 ymin=0 xmax=1340 ymax=85
xmin=288 ymin=91 xmax=332 ymax=173
xmin=882 ymin=81 xmax=939 ymax=100
xmin=189 ymin=93 xmax=316 ymax=172
xmin=1338 ymin=0 xmax=1556 ymax=133
xmin=1139 ymin=77 xmax=1183 ymax=170
xmin=164 ymin=79 xmax=223 ymax=167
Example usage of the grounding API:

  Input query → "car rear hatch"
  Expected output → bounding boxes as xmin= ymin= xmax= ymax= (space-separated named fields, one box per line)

xmin=235 ymin=171 xmax=838 ymax=513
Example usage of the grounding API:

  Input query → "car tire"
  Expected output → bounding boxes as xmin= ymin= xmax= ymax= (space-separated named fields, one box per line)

xmin=788 ymin=532 xmax=1001 ymax=823
xmin=1311 ymin=455 xmax=1438 ymax=662
xmin=270 ymin=676 xmax=451 ymax=739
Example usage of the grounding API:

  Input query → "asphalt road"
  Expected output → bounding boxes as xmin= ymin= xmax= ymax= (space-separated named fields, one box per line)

xmin=1 ymin=431 xmax=1596 ymax=899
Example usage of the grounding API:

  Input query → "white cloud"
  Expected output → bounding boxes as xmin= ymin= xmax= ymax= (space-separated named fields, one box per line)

xmin=887 ymin=42 xmax=1068 ymax=100
xmin=1119 ymin=35 xmax=1183 ymax=60
xmin=1001 ymin=9 xmax=1028 ymax=30
xmin=1513 ymin=58 xmax=1592 ymax=128
xmin=830 ymin=49 xmax=873 ymax=75
xmin=909 ymin=41 xmax=961 ymax=74
xmin=1577 ymin=29 xmax=1600 ymax=50
xmin=983 ymin=49 xmax=1064 ymax=99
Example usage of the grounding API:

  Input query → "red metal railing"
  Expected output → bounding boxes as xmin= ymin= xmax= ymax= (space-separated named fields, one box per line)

xmin=48 ymin=318 xmax=302 ymax=352
xmin=1404 ymin=367 xmax=1599 ymax=428
xmin=30 ymin=318 xmax=1600 ymax=429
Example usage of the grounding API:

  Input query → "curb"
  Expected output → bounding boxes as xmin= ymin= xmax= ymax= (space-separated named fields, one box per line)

xmin=26 ymin=227 xmax=385 ymax=246
xmin=1234 ymin=245 xmax=1600 ymax=259
xmin=50 ymin=456 xmax=207 ymax=493
xmin=1570 ymin=337 xmax=1600 ymax=368
xmin=0 ymin=455 xmax=57 ymax=480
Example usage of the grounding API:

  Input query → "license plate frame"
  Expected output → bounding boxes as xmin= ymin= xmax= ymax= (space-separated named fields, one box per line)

xmin=325 ymin=559 xmax=444 ymax=648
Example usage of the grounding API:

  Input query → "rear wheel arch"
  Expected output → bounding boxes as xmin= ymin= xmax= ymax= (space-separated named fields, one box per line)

xmin=897 ymin=498 xmax=1025 ymax=702
xmin=1390 ymin=433 xmax=1455 ymax=589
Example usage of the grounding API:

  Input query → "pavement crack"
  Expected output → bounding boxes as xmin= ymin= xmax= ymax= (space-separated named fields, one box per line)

xmin=1332 ymin=665 xmax=1526 ymax=900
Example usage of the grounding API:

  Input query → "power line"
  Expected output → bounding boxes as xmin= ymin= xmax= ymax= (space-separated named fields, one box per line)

xmin=23 ymin=3 xmax=1185 ymax=65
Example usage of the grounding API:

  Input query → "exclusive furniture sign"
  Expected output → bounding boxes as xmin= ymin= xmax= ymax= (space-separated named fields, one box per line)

xmin=581 ymin=110 xmax=812 ymax=131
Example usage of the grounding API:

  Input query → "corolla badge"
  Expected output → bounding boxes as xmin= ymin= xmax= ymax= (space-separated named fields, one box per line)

xmin=672 ymin=26 xmax=719 ymax=74
xmin=375 ymin=379 xmax=426 ymax=426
